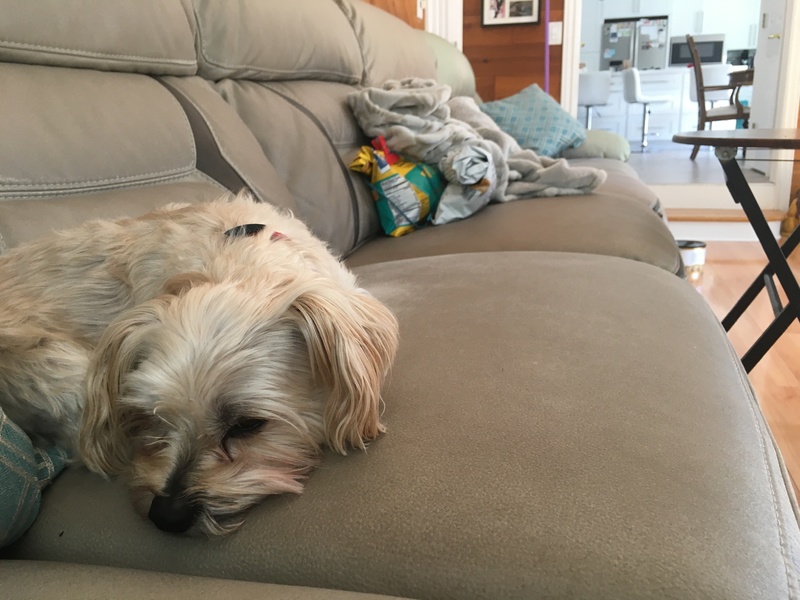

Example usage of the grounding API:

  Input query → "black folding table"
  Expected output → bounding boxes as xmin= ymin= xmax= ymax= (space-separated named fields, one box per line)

xmin=672 ymin=128 xmax=800 ymax=372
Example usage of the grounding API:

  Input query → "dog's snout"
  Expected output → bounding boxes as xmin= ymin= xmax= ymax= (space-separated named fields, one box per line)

xmin=148 ymin=494 xmax=198 ymax=533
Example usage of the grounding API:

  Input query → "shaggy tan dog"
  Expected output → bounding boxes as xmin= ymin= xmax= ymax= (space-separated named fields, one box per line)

xmin=0 ymin=192 xmax=398 ymax=535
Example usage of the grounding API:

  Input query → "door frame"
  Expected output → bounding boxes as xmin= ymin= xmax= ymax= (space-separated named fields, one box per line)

xmin=561 ymin=0 xmax=582 ymax=116
xmin=765 ymin=0 xmax=800 ymax=211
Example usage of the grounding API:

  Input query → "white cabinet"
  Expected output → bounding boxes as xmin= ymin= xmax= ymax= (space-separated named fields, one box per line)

xmin=602 ymin=0 xmax=673 ymax=20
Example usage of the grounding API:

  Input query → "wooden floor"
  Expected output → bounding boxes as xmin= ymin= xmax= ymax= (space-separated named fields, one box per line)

xmin=693 ymin=242 xmax=800 ymax=495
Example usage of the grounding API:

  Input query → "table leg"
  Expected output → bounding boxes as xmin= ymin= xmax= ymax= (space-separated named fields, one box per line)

xmin=721 ymin=223 xmax=800 ymax=331
xmin=715 ymin=147 xmax=800 ymax=371
xmin=740 ymin=304 xmax=797 ymax=372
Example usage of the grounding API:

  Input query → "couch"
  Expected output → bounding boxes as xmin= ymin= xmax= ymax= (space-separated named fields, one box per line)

xmin=2 ymin=1 xmax=799 ymax=599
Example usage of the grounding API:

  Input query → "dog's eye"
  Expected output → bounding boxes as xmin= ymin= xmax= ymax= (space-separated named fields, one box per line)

xmin=225 ymin=418 xmax=268 ymax=440
xmin=221 ymin=418 xmax=268 ymax=457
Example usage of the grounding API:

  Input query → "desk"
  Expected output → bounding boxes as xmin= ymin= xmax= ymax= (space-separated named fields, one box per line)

xmin=672 ymin=128 xmax=800 ymax=372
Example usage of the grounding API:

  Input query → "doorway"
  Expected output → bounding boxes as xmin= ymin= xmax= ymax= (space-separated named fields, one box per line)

xmin=568 ymin=0 xmax=799 ymax=220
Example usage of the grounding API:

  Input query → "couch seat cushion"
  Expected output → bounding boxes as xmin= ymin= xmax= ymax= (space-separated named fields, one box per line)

xmin=1 ymin=560 xmax=408 ymax=599
xmin=6 ymin=252 xmax=798 ymax=599
xmin=346 ymin=173 xmax=679 ymax=275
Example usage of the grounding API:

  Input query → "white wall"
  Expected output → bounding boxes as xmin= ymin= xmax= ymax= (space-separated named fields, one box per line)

xmin=580 ymin=0 xmax=760 ymax=71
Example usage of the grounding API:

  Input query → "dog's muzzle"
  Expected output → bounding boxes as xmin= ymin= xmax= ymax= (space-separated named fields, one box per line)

xmin=148 ymin=494 xmax=198 ymax=533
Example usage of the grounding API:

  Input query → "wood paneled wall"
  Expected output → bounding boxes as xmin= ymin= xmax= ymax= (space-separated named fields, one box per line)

xmin=365 ymin=0 xmax=563 ymax=103
xmin=463 ymin=0 xmax=564 ymax=102
xmin=363 ymin=0 xmax=424 ymax=29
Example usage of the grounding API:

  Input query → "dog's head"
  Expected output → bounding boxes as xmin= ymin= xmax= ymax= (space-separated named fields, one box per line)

xmin=79 ymin=278 xmax=398 ymax=536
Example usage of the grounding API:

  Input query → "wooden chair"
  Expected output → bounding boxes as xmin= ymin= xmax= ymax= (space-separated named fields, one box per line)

xmin=686 ymin=34 xmax=750 ymax=160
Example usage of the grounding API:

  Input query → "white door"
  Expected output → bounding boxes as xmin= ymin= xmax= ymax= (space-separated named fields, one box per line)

xmin=425 ymin=0 xmax=463 ymax=50
xmin=747 ymin=0 xmax=786 ymax=173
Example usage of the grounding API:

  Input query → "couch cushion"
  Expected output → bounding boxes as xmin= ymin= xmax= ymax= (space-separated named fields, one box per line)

xmin=561 ymin=129 xmax=632 ymax=162
xmin=480 ymin=84 xmax=587 ymax=157
xmin=7 ymin=252 xmax=799 ymax=599
xmin=567 ymin=158 xmax=663 ymax=214
xmin=0 ymin=60 xmax=299 ymax=251
xmin=568 ymin=157 xmax=640 ymax=179
xmin=0 ymin=182 xmax=226 ymax=252
xmin=158 ymin=76 xmax=300 ymax=212
xmin=1 ymin=561 xmax=409 ymax=600
xmin=0 ymin=0 xmax=196 ymax=75
xmin=0 ymin=63 xmax=196 ymax=199
xmin=192 ymin=0 xmax=363 ymax=83
xmin=338 ymin=0 xmax=437 ymax=85
xmin=346 ymin=176 xmax=681 ymax=275
xmin=423 ymin=32 xmax=477 ymax=99
xmin=215 ymin=79 xmax=377 ymax=257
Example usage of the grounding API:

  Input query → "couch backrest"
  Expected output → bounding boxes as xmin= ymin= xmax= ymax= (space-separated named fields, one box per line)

xmin=193 ymin=0 xmax=439 ymax=255
xmin=0 ymin=0 xmax=468 ymax=257
xmin=0 ymin=0 xmax=198 ymax=75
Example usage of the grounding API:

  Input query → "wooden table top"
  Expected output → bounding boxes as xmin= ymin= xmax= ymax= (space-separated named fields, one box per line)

xmin=673 ymin=128 xmax=800 ymax=149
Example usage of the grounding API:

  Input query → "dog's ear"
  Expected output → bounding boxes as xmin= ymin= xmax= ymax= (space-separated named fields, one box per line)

xmin=289 ymin=286 xmax=399 ymax=454
xmin=162 ymin=271 xmax=212 ymax=297
xmin=80 ymin=298 xmax=168 ymax=476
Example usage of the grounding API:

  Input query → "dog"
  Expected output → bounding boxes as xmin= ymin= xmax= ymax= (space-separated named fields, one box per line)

xmin=0 ymin=192 xmax=399 ymax=535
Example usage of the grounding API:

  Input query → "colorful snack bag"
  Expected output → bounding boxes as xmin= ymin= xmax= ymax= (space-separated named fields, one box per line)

xmin=350 ymin=138 xmax=445 ymax=237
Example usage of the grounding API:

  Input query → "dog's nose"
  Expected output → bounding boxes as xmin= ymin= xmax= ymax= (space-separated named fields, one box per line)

xmin=148 ymin=494 xmax=198 ymax=534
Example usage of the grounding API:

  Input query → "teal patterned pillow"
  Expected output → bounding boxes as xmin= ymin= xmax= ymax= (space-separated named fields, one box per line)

xmin=480 ymin=84 xmax=587 ymax=157
xmin=0 ymin=407 xmax=69 ymax=547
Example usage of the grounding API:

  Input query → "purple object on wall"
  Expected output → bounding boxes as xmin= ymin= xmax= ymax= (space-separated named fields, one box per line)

xmin=544 ymin=0 xmax=551 ymax=93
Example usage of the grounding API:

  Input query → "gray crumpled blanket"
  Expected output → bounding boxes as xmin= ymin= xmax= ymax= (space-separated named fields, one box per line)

xmin=347 ymin=78 xmax=606 ymax=202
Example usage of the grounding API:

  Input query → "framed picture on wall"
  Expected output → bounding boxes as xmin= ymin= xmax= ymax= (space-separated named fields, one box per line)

xmin=482 ymin=0 xmax=540 ymax=26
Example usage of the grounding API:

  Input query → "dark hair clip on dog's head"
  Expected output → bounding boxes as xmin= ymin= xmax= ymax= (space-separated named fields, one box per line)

xmin=224 ymin=223 xmax=266 ymax=239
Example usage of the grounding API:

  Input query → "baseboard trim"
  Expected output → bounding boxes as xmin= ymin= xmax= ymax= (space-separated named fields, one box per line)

xmin=665 ymin=208 xmax=786 ymax=222
xmin=666 ymin=219 xmax=782 ymax=242
xmin=652 ymin=182 xmax=779 ymax=211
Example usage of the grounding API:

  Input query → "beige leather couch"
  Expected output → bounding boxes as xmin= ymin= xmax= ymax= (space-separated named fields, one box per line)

xmin=2 ymin=2 xmax=799 ymax=599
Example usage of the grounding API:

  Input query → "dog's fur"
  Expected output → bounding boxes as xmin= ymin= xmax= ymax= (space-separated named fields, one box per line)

xmin=0 ymin=192 xmax=398 ymax=535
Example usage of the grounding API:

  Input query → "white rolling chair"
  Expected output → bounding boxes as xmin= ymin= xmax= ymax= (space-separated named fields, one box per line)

xmin=577 ymin=71 xmax=611 ymax=129
xmin=621 ymin=67 xmax=672 ymax=151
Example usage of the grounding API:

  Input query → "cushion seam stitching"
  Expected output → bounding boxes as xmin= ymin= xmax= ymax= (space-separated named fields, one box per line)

xmin=0 ymin=39 xmax=195 ymax=65
xmin=726 ymin=331 xmax=797 ymax=598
